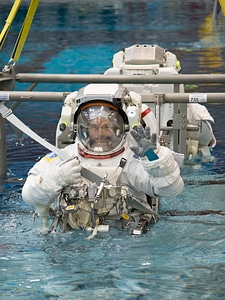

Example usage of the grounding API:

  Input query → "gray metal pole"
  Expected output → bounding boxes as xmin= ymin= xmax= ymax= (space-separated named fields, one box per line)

xmin=1 ymin=91 xmax=225 ymax=103
xmin=15 ymin=73 xmax=225 ymax=84
xmin=163 ymin=93 xmax=225 ymax=103
xmin=0 ymin=91 xmax=69 ymax=102
xmin=213 ymin=0 xmax=218 ymax=23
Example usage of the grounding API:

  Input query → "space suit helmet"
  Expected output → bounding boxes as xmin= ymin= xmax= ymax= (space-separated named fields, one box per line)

xmin=75 ymin=101 xmax=127 ymax=153
xmin=73 ymin=84 xmax=129 ymax=155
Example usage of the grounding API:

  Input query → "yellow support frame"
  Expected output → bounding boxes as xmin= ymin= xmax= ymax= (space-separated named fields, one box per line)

xmin=0 ymin=0 xmax=23 ymax=49
xmin=218 ymin=0 xmax=225 ymax=16
xmin=11 ymin=0 xmax=40 ymax=64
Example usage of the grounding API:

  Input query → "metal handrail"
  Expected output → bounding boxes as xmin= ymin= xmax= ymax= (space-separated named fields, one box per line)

xmin=0 ymin=71 xmax=225 ymax=180
xmin=15 ymin=73 xmax=225 ymax=84
xmin=1 ymin=91 xmax=225 ymax=104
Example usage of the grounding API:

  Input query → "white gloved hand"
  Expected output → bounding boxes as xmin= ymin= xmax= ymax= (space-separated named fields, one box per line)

xmin=22 ymin=157 xmax=82 ymax=215
xmin=141 ymin=146 xmax=184 ymax=194
xmin=130 ymin=125 xmax=158 ymax=161
xmin=53 ymin=157 xmax=81 ymax=187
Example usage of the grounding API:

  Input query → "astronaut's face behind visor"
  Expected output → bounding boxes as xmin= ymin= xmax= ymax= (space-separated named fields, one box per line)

xmin=77 ymin=102 xmax=126 ymax=153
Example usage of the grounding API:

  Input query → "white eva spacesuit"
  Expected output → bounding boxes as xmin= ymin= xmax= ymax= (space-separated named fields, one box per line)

xmin=22 ymin=84 xmax=184 ymax=234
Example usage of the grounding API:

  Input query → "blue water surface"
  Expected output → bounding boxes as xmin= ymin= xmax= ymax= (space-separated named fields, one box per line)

xmin=1 ymin=0 xmax=225 ymax=299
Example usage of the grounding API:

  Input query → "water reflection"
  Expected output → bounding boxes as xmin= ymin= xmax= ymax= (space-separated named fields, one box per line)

xmin=198 ymin=11 xmax=225 ymax=73
xmin=1 ymin=0 xmax=221 ymax=72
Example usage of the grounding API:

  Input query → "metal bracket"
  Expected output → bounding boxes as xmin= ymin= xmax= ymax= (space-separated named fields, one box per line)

xmin=173 ymin=113 xmax=187 ymax=130
xmin=154 ymin=93 xmax=165 ymax=106
xmin=0 ymin=65 xmax=16 ymax=91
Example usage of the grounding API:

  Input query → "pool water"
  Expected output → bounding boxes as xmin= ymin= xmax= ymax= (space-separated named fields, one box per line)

xmin=1 ymin=0 xmax=225 ymax=299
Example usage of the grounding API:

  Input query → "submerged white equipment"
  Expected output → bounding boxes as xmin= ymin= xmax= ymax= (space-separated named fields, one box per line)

xmin=104 ymin=44 xmax=216 ymax=162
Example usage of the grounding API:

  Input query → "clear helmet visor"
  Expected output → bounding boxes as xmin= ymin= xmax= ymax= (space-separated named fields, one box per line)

xmin=77 ymin=103 xmax=125 ymax=153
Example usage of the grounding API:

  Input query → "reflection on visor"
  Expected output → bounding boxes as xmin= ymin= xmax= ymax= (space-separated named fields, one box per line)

xmin=77 ymin=104 xmax=125 ymax=153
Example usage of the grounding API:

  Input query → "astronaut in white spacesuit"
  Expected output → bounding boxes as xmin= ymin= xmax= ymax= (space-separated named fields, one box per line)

xmin=22 ymin=85 xmax=184 ymax=234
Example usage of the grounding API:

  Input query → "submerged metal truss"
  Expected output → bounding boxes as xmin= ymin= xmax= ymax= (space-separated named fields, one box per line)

xmin=0 ymin=69 xmax=225 ymax=179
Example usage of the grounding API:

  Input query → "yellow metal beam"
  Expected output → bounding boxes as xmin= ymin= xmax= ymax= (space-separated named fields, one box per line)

xmin=218 ymin=0 xmax=225 ymax=16
xmin=0 ymin=0 xmax=23 ymax=49
xmin=11 ymin=0 xmax=40 ymax=64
